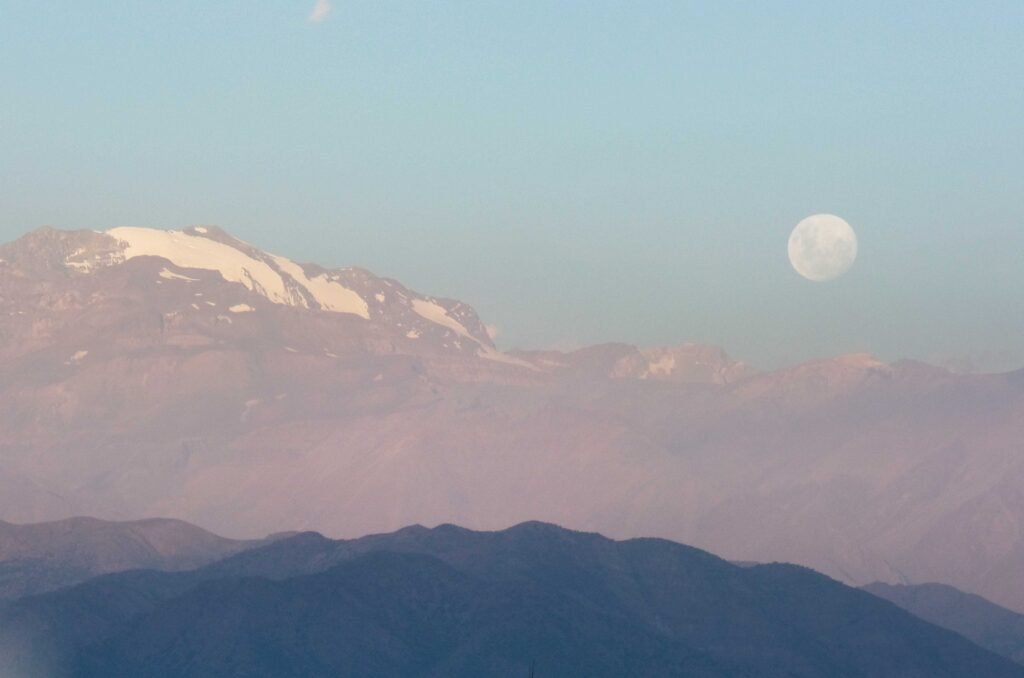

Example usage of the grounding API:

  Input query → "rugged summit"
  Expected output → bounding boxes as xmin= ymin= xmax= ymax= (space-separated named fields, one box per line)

xmin=0 ymin=225 xmax=508 ymax=363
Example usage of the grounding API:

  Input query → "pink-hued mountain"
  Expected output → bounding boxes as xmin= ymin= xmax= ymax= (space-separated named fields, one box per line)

xmin=1 ymin=225 xmax=1023 ymax=610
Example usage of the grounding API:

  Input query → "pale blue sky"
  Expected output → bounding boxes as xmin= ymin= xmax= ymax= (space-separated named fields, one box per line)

xmin=2 ymin=2 xmax=1022 ymax=370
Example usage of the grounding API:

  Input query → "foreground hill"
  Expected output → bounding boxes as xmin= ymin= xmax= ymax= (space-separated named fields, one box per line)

xmin=1 ymin=522 xmax=1021 ymax=678
xmin=865 ymin=582 xmax=1024 ymax=665
xmin=1 ymin=225 xmax=1024 ymax=610
xmin=0 ymin=516 xmax=266 ymax=600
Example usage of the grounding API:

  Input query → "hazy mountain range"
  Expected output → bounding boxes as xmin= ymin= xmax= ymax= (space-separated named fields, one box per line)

xmin=864 ymin=582 xmax=1024 ymax=665
xmin=1 ymin=520 xmax=1021 ymax=678
xmin=1 ymin=225 xmax=1023 ymax=612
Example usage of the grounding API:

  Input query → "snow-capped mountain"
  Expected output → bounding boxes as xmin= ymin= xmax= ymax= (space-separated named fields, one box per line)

xmin=1 ymin=225 xmax=527 ymax=367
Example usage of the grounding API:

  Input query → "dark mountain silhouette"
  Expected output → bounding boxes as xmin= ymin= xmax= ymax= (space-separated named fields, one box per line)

xmin=865 ymin=582 xmax=1024 ymax=665
xmin=1 ymin=522 xmax=1021 ymax=677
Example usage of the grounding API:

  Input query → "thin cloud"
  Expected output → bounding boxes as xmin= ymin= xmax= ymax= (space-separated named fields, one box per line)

xmin=308 ymin=0 xmax=332 ymax=23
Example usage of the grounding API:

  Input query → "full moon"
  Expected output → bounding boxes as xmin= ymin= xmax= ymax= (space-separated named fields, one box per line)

xmin=788 ymin=214 xmax=858 ymax=281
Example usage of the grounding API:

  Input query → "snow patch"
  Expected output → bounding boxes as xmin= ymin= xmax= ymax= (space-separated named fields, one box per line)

xmin=159 ymin=268 xmax=199 ymax=282
xmin=65 ymin=350 xmax=89 ymax=365
xmin=270 ymin=255 xmax=370 ymax=319
xmin=477 ymin=346 xmax=538 ymax=370
xmin=229 ymin=304 xmax=254 ymax=313
xmin=64 ymin=249 xmax=95 ymax=272
xmin=411 ymin=299 xmax=475 ymax=341
xmin=408 ymin=298 xmax=532 ymax=368
xmin=646 ymin=354 xmax=676 ymax=378
xmin=110 ymin=227 xmax=291 ymax=301
xmin=64 ymin=247 xmax=122 ymax=273
xmin=405 ymin=329 xmax=421 ymax=339
xmin=108 ymin=227 xmax=369 ymax=319
xmin=241 ymin=398 xmax=260 ymax=421
xmin=193 ymin=226 xmax=208 ymax=234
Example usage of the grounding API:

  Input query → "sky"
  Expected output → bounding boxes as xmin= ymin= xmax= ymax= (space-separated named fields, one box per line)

xmin=1 ymin=1 xmax=1022 ymax=371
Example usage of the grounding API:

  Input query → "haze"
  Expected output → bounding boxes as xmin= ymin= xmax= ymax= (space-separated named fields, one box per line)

xmin=1 ymin=1 xmax=1022 ymax=370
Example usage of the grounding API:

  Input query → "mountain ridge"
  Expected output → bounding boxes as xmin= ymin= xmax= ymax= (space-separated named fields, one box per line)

xmin=3 ymin=520 xmax=1022 ymax=678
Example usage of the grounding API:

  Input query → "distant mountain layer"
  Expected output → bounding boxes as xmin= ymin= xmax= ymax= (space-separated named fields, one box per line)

xmin=0 ymin=516 xmax=265 ymax=600
xmin=1 ymin=522 xmax=1021 ymax=678
xmin=2 ymin=225 xmax=1024 ymax=612
xmin=864 ymin=582 xmax=1024 ymax=665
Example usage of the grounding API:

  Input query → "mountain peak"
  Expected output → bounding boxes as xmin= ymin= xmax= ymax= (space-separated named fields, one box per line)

xmin=91 ymin=225 xmax=373 ymax=318
xmin=0 ymin=225 xmax=533 ymax=365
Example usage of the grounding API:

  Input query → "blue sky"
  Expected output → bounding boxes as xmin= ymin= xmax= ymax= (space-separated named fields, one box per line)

xmin=2 ymin=2 xmax=1022 ymax=370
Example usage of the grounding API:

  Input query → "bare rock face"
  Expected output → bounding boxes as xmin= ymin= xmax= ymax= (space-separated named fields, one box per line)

xmin=2 ymin=225 xmax=1024 ymax=612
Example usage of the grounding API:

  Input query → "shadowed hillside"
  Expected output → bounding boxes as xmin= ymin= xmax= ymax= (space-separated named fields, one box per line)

xmin=1 ymin=522 xmax=1021 ymax=677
